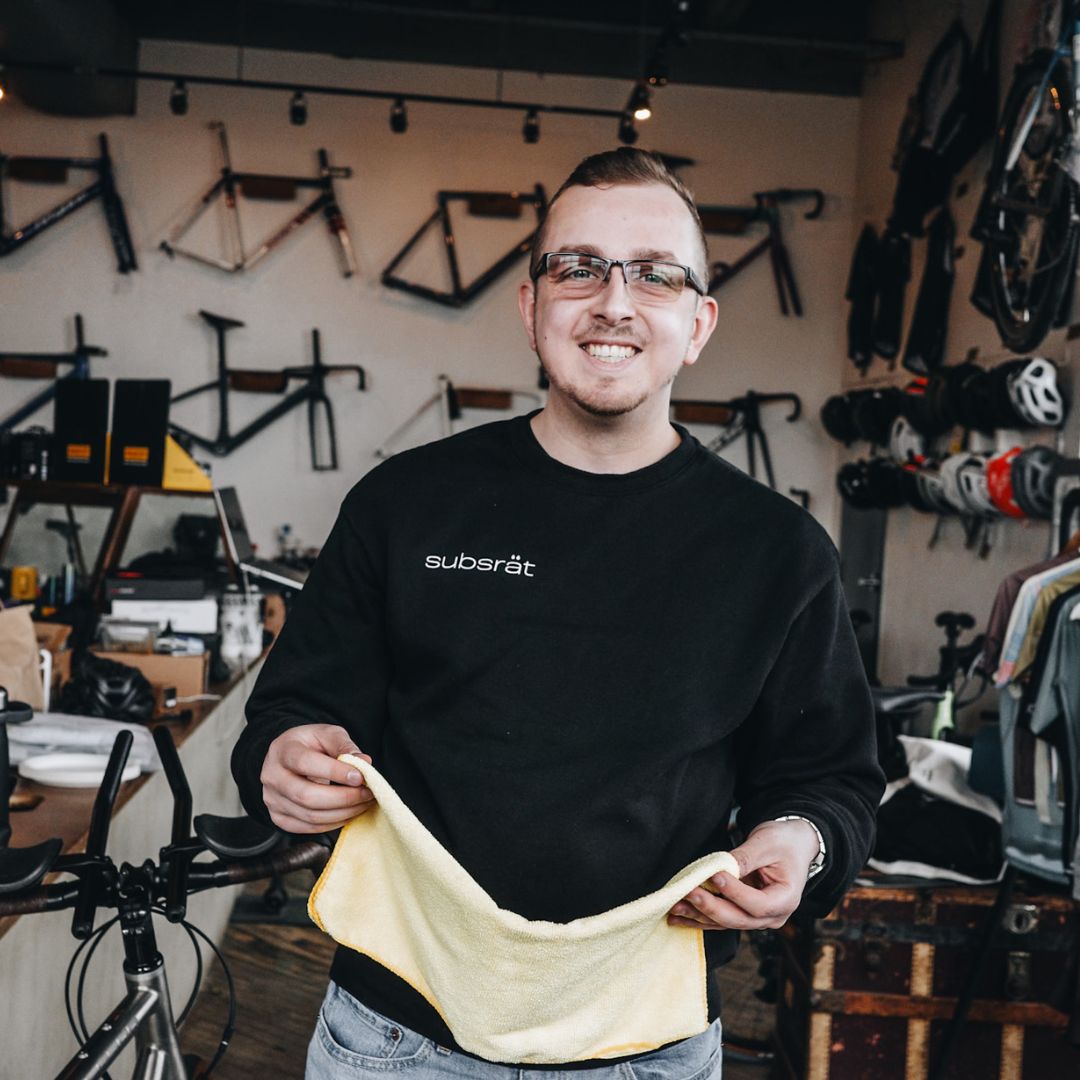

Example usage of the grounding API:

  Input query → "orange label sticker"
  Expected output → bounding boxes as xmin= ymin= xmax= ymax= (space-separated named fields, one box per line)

xmin=66 ymin=443 xmax=91 ymax=462
xmin=123 ymin=446 xmax=150 ymax=465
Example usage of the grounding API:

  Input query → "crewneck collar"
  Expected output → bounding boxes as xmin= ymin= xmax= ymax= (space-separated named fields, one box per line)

xmin=506 ymin=411 xmax=699 ymax=493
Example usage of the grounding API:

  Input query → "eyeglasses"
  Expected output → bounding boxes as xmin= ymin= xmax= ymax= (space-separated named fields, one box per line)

xmin=531 ymin=252 xmax=707 ymax=302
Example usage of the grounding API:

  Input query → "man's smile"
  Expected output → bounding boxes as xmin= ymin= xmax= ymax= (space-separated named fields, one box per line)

xmin=579 ymin=340 xmax=643 ymax=367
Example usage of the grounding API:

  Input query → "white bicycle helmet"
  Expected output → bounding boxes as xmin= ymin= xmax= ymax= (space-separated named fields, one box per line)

xmin=915 ymin=466 xmax=955 ymax=514
xmin=939 ymin=452 xmax=982 ymax=513
xmin=956 ymin=455 xmax=999 ymax=518
xmin=888 ymin=416 xmax=926 ymax=465
xmin=1007 ymin=358 xmax=1065 ymax=427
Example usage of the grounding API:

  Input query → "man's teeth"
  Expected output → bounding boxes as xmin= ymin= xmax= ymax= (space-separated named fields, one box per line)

xmin=584 ymin=343 xmax=637 ymax=360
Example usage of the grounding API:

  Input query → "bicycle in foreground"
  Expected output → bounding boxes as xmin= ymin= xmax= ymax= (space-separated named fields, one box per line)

xmin=0 ymin=722 xmax=328 ymax=1078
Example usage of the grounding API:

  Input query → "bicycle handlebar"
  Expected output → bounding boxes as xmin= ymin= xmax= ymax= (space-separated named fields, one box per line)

xmin=0 ymin=837 xmax=328 ymax=920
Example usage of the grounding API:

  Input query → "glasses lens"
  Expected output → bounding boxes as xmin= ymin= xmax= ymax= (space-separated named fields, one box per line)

xmin=544 ymin=254 xmax=607 ymax=295
xmin=542 ymin=254 xmax=687 ymax=301
xmin=625 ymin=261 xmax=687 ymax=299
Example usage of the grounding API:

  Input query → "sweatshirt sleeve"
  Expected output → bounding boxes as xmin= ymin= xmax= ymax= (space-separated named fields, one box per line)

xmin=733 ymin=559 xmax=884 ymax=916
xmin=230 ymin=484 xmax=388 ymax=825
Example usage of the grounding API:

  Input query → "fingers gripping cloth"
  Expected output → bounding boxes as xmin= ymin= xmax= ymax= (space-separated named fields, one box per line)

xmin=308 ymin=755 xmax=741 ymax=1065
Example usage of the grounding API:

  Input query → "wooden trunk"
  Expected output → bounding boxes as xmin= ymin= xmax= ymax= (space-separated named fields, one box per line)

xmin=773 ymin=881 xmax=1080 ymax=1079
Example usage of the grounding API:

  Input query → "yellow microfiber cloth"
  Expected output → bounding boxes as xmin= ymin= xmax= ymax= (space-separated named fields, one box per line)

xmin=308 ymin=754 xmax=740 ymax=1065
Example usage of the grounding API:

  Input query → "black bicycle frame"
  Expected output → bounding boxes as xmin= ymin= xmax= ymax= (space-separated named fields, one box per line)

xmin=0 ymin=314 xmax=107 ymax=433
xmin=382 ymin=185 xmax=547 ymax=307
xmin=700 ymin=188 xmax=823 ymax=315
xmin=671 ymin=391 xmax=802 ymax=490
xmin=169 ymin=311 xmax=365 ymax=471
xmin=160 ymin=122 xmax=357 ymax=277
xmin=0 ymin=133 xmax=137 ymax=273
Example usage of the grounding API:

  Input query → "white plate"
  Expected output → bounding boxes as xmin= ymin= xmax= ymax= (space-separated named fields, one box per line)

xmin=18 ymin=753 xmax=141 ymax=789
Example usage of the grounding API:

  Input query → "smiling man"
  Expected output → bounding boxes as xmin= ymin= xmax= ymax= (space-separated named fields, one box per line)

xmin=232 ymin=148 xmax=883 ymax=1080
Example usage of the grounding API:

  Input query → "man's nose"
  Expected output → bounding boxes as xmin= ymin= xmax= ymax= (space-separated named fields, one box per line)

xmin=589 ymin=265 xmax=635 ymax=321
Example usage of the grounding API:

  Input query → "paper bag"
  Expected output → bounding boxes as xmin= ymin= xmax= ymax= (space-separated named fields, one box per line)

xmin=0 ymin=604 xmax=45 ymax=711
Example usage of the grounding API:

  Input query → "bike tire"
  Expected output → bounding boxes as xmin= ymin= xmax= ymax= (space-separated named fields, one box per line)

xmin=983 ymin=51 xmax=1080 ymax=352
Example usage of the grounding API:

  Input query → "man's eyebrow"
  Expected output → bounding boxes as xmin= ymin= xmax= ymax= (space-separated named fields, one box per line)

xmin=555 ymin=244 xmax=682 ymax=262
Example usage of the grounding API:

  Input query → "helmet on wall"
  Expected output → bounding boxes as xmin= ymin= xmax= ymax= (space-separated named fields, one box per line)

xmin=1011 ymin=445 xmax=1062 ymax=519
xmin=939 ymin=452 xmax=983 ymax=513
xmin=888 ymin=416 xmax=927 ymax=465
xmin=986 ymin=446 xmax=1026 ymax=518
xmin=1007 ymin=358 xmax=1065 ymax=428
xmin=915 ymin=465 xmax=955 ymax=514
xmin=956 ymin=455 xmax=998 ymax=518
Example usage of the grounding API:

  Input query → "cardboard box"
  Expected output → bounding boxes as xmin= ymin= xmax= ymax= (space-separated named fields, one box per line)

xmin=90 ymin=648 xmax=209 ymax=717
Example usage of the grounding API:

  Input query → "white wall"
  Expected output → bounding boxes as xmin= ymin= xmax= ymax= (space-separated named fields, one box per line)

xmin=851 ymin=0 xmax=1078 ymax=696
xmin=1 ymin=40 xmax=857 ymax=561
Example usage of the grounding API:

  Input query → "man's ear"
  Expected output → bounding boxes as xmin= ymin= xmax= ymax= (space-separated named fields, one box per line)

xmin=518 ymin=280 xmax=538 ymax=352
xmin=683 ymin=295 xmax=719 ymax=367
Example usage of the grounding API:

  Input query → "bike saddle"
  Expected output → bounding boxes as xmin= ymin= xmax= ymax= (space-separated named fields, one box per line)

xmin=935 ymin=611 xmax=975 ymax=634
xmin=871 ymin=686 xmax=946 ymax=713
xmin=0 ymin=838 xmax=64 ymax=894
xmin=198 ymin=310 xmax=245 ymax=332
xmin=193 ymin=813 xmax=280 ymax=859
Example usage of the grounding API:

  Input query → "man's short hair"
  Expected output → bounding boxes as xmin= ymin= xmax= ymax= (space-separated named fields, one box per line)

xmin=530 ymin=148 xmax=709 ymax=283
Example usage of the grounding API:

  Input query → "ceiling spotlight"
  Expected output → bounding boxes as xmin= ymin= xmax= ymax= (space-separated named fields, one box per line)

xmin=646 ymin=52 xmax=669 ymax=88
xmin=629 ymin=82 xmax=652 ymax=122
xmin=289 ymin=90 xmax=307 ymax=126
xmin=390 ymin=97 xmax=408 ymax=134
xmin=169 ymin=79 xmax=188 ymax=116
xmin=618 ymin=112 xmax=638 ymax=145
xmin=523 ymin=108 xmax=540 ymax=144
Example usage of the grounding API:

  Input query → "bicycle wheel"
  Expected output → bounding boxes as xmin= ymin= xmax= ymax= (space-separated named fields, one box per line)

xmin=983 ymin=51 xmax=1080 ymax=352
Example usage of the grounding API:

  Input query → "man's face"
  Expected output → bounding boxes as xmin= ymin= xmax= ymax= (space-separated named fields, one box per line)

xmin=518 ymin=183 xmax=718 ymax=420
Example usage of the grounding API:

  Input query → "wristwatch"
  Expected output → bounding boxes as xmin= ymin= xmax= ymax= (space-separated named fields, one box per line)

xmin=773 ymin=814 xmax=826 ymax=879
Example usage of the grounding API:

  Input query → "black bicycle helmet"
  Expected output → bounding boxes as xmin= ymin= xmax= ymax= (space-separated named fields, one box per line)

xmin=1010 ymin=445 xmax=1062 ymax=519
xmin=867 ymin=457 xmax=908 ymax=507
xmin=851 ymin=388 xmax=904 ymax=445
xmin=837 ymin=460 xmax=877 ymax=509
xmin=942 ymin=362 xmax=985 ymax=430
xmin=820 ymin=393 xmax=860 ymax=444
xmin=58 ymin=653 xmax=156 ymax=724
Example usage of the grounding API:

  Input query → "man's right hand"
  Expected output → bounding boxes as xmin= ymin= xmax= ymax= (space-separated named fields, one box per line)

xmin=260 ymin=724 xmax=376 ymax=833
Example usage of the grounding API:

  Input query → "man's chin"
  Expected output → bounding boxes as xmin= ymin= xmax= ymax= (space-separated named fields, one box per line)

xmin=542 ymin=374 xmax=648 ymax=418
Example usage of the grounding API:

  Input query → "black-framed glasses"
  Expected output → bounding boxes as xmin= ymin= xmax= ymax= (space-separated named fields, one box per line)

xmin=531 ymin=252 xmax=707 ymax=302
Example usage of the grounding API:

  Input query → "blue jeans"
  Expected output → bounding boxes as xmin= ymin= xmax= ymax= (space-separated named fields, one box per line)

xmin=306 ymin=982 xmax=723 ymax=1079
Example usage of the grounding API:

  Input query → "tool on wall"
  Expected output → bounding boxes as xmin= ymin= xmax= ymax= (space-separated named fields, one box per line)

xmin=671 ymin=391 xmax=802 ymax=490
xmin=699 ymin=189 xmax=823 ymax=315
xmin=375 ymin=375 xmax=542 ymax=458
xmin=0 ymin=134 xmax=136 ymax=272
xmin=168 ymin=310 xmax=365 ymax=471
xmin=160 ymin=122 xmax=357 ymax=277
xmin=0 ymin=315 xmax=108 ymax=433
xmin=381 ymin=185 xmax=547 ymax=308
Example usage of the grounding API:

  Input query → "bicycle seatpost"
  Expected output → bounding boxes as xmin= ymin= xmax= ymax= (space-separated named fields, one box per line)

xmin=198 ymin=310 xmax=245 ymax=447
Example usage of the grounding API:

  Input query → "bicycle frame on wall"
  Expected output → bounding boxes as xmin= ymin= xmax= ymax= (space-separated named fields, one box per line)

xmin=168 ymin=310 xmax=366 ymax=471
xmin=700 ymin=188 xmax=823 ymax=315
xmin=159 ymin=122 xmax=358 ymax=277
xmin=381 ymin=185 xmax=546 ymax=308
xmin=0 ymin=134 xmax=137 ymax=273
xmin=0 ymin=315 xmax=108 ymax=433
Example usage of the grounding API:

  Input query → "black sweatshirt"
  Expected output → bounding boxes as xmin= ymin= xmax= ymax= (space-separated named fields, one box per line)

xmin=231 ymin=415 xmax=883 ymax=1060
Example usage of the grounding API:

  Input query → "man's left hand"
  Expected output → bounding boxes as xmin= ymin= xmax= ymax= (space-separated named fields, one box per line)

xmin=667 ymin=818 xmax=821 ymax=931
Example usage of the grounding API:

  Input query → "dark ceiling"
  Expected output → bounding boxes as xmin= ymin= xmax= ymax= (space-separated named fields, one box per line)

xmin=2 ymin=0 xmax=897 ymax=117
